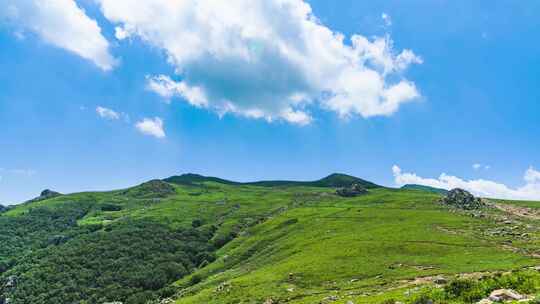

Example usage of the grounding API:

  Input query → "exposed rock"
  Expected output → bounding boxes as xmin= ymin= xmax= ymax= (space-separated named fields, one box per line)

xmin=26 ymin=189 xmax=62 ymax=203
xmin=433 ymin=276 xmax=447 ymax=284
xmin=323 ymin=295 xmax=339 ymax=302
xmin=488 ymin=289 xmax=524 ymax=302
xmin=336 ymin=183 xmax=368 ymax=197
xmin=439 ymin=189 xmax=485 ymax=210
xmin=4 ymin=275 xmax=17 ymax=289
xmin=41 ymin=189 xmax=61 ymax=198
xmin=214 ymin=282 xmax=232 ymax=293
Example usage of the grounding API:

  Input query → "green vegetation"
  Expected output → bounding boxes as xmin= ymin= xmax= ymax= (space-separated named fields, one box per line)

xmin=1 ymin=174 xmax=539 ymax=304
xmin=401 ymin=184 xmax=449 ymax=195
xmin=407 ymin=270 xmax=540 ymax=303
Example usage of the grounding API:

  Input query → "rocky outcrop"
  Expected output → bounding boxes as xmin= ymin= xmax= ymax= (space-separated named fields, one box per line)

xmin=26 ymin=189 xmax=62 ymax=203
xmin=440 ymin=189 xmax=485 ymax=210
xmin=336 ymin=183 xmax=368 ymax=197
xmin=475 ymin=289 xmax=526 ymax=303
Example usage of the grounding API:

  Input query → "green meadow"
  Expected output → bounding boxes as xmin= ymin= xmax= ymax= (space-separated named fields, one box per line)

xmin=1 ymin=174 xmax=539 ymax=304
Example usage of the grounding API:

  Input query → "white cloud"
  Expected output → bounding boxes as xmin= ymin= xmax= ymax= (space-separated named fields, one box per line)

xmin=525 ymin=167 xmax=540 ymax=184
xmin=0 ymin=0 xmax=116 ymax=70
xmin=96 ymin=106 xmax=120 ymax=120
xmin=393 ymin=165 xmax=540 ymax=201
xmin=381 ymin=13 xmax=392 ymax=27
xmin=96 ymin=106 xmax=130 ymax=122
xmin=135 ymin=117 xmax=166 ymax=138
xmin=473 ymin=163 xmax=490 ymax=171
xmin=146 ymin=75 xmax=208 ymax=107
xmin=97 ymin=0 xmax=421 ymax=124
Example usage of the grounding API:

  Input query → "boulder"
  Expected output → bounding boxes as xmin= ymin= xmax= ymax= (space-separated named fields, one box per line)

xmin=433 ymin=276 xmax=447 ymax=284
xmin=440 ymin=189 xmax=485 ymax=210
xmin=488 ymin=289 xmax=523 ymax=302
xmin=336 ymin=183 xmax=368 ymax=197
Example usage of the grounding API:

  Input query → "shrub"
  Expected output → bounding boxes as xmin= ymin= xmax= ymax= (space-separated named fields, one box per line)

xmin=189 ymin=274 xmax=202 ymax=286
xmin=100 ymin=203 xmax=122 ymax=212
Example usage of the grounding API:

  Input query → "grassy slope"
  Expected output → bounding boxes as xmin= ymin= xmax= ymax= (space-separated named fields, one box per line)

xmin=401 ymin=184 xmax=449 ymax=195
xmin=2 ymin=179 xmax=540 ymax=303
xmin=172 ymin=188 xmax=538 ymax=304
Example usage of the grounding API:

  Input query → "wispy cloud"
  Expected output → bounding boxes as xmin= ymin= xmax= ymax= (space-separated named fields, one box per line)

xmin=96 ymin=106 xmax=130 ymax=122
xmin=473 ymin=163 xmax=490 ymax=171
xmin=392 ymin=165 xmax=540 ymax=201
xmin=0 ymin=168 xmax=37 ymax=177
xmin=381 ymin=12 xmax=392 ymax=27
xmin=96 ymin=106 xmax=120 ymax=120
xmin=135 ymin=117 xmax=166 ymax=139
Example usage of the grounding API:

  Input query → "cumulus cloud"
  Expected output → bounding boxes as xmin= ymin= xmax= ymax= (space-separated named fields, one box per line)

xmin=96 ymin=106 xmax=120 ymax=120
xmin=0 ymin=0 xmax=116 ymax=70
xmin=97 ymin=0 xmax=421 ymax=124
xmin=135 ymin=117 xmax=166 ymax=138
xmin=392 ymin=165 xmax=540 ymax=201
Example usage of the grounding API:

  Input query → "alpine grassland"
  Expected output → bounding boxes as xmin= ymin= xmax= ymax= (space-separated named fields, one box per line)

xmin=1 ymin=174 xmax=539 ymax=303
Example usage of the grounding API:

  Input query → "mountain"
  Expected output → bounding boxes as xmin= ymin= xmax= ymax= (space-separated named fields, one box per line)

xmin=165 ymin=172 xmax=380 ymax=188
xmin=163 ymin=173 xmax=240 ymax=186
xmin=401 ymin=184 xmax=449 ymax=194
xmin=1 ymin=174 xmax=539 ymax=304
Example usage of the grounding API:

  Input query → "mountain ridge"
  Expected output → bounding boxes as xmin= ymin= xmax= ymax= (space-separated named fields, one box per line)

xmin=164 ymin=172 xmax=381 ymax=189
xmin=401 ymin=183 xmax=449 ymax=194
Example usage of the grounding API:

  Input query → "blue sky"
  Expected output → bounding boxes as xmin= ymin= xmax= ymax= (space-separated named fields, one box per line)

xmin=1 ymin=0 xmax=540 ymax=204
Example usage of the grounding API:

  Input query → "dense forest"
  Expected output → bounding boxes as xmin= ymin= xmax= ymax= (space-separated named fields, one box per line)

xmin=0 ymin=182 xmax=221 ymax=304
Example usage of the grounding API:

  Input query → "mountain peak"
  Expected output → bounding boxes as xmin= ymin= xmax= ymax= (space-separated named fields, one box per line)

xmin=163 ymin=173 xmax=238 ymax=185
